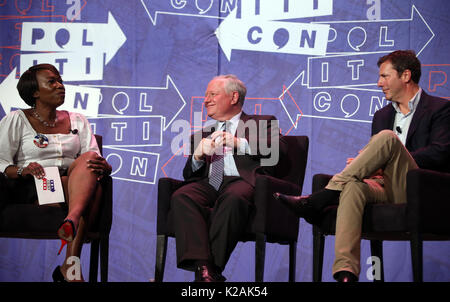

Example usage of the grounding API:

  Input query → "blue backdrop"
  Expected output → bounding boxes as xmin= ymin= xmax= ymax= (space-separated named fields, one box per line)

xmin=0 ymin=0 xmax=449 ymax=282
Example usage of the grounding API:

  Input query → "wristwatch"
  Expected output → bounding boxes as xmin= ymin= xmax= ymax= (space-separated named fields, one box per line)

xmin=17 ymin=166 xmax=24 ymax=177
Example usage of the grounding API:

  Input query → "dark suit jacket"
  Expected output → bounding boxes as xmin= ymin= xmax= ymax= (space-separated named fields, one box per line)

xmin=371 ymin=90 xmax=450 ymax=172
xmin=182 ymin=112 xmax=285 ymax=187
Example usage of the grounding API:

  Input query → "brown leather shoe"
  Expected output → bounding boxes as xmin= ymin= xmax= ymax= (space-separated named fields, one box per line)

xmin=194 ymin=265 xmax=226 ymax=282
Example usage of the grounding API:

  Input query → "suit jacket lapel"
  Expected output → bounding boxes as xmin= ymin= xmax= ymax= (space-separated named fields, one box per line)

xmin=406 ymin=91 xmax=428 ymax=144
xmin=236 ymin=111 xmax=250 ymax=141
xmin=385 ymin=105 xmax=396 ymax=131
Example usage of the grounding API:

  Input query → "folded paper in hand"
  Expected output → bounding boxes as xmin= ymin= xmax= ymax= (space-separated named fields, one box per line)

xmin=34 ymin=167 xmax=65 ymax=205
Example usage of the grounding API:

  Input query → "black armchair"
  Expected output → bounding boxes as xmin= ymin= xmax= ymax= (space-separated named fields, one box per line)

xmin=154 ymin=135 xmax=309 ymax=282
xmin=312 ymin=168 xmax=450 ymax=282
xmin=0 ymin=135 xmax=113 ymax=282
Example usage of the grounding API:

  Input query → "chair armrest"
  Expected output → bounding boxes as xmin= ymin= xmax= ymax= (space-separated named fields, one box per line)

xmin=312 ymin=174 xmax=333 ymax=193
xmin=406 ymin=168 xmax=450 ymax=234
xmin=252 ymin=174 xmax=302 ymax=241
xmin=157 ymin=177 xmax=183 ymax=235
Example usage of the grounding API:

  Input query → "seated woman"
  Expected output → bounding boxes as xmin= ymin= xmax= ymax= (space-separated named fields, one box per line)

xmin=0 ymin=63 xmax=112 ymax=282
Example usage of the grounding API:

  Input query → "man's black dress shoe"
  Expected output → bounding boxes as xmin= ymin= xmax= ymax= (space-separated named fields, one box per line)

xmin=273 ymin=193 xmax=318 ymax=223
xmin=195 ymin=265 xmax=226 ymax=282
xmin=274 ymin=189 xmax=341 ymax=223
xmin=334 ymin=271 xmax=358 ymax=282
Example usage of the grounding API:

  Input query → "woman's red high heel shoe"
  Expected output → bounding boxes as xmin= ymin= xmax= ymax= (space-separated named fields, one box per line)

xmin=57 ymin=240 xmax=67 ymax=255
xmin=57 ymin=219 xmax=76 ymax=255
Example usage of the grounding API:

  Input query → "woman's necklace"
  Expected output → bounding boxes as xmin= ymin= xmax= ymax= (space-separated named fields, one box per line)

xmin=32 ymin=109 xmax=57 ymax=128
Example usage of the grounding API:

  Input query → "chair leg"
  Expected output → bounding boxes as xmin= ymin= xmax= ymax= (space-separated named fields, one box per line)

xmin=88 ymin=239 xmax=100 ymax=282
xmin=255 ymin=233 xmax=266 ymax=282
xmin=155 ymin=234 xmax=168 ymax=282
xmin=312 ymin=225 xmax=325 ymax=282
xmin=100 ymin=235 xmax=109 ymax=282
xmin=369 ymin=240 xmax=384 ymax=282
xmin=288 ymin=241 xmax=297 ymax=282
xmin=410 ymin=232 xmax=423 ymax=282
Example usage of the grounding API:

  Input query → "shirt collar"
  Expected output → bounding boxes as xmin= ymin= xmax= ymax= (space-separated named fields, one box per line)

xmin=392 ymin=88 xmax=422 ymax=116
xmin=217 ymin=111 xmax=242 ymax=129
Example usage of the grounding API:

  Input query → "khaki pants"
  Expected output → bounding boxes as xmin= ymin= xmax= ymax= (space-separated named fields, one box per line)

xmin=325 ymin=130 xmax=418 ymax=277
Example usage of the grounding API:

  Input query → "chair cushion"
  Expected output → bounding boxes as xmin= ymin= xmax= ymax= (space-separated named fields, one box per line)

xmin=363 ymin=203 xmax=407 ymax=233
xmin=317 ymin=203 xmax=408 ymax=236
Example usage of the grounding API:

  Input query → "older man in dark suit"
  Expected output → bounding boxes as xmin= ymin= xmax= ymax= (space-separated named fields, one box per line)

xmin=169 ymin=74 xmax=283 ymax=282
xmin=275 ymin=50 xmax=450 ymax=282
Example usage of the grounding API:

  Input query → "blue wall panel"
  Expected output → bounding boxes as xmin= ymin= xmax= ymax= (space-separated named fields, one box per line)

xmin=0 ymin=0 xmax=449 ymax=282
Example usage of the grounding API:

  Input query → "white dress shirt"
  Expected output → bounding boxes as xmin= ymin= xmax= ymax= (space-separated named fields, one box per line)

xmin=192 ymin=111 xmax=250 ymax=177
xmin=0 ymin=110 xmax=100 ymax=173
xmin=392 ymin=88 xmax=422 ymax=145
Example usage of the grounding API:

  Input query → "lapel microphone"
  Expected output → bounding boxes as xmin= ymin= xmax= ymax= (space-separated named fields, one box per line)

xmin=396 ymin=126 xmax=402 ymax=134
xmin=70 ymin=129 xmax=78 ymax=134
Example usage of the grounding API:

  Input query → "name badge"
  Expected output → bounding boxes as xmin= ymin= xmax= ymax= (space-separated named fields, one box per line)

xmin=34 ymin=134 xmax=49 ymax=148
